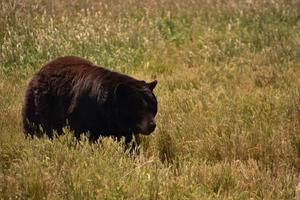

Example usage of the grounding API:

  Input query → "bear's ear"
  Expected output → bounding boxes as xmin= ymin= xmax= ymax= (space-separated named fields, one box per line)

xmin=114 ymin=83 xmax=133 ymax=102
xmin=147 ymin=80 xmax=157 ymax=91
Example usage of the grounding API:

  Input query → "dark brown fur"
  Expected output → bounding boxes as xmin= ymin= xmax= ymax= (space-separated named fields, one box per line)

xmin=22 ymin=56 xmax=158 ymax=144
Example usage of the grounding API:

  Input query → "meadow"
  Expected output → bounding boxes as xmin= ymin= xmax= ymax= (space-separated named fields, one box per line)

xmin=0 ymin=0 xmax=300 ymax=199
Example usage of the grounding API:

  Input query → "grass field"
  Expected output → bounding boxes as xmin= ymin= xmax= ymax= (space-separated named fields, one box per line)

xmin=1 ymin=0 xmax=300 ymax=199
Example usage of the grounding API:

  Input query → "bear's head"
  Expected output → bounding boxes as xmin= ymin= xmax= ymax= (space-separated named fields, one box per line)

xmin=114 ymin=80 xmax=158 ymax=135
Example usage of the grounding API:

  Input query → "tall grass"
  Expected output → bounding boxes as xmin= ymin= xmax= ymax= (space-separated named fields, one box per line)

xmin=1 ymin=0 xmax=300 ymax=199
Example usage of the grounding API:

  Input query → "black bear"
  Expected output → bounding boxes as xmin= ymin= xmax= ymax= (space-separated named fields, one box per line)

xmin=22 ymin=56 xmax=157 ymax=145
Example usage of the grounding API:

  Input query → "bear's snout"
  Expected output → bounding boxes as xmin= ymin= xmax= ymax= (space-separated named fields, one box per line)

xmin=147 ymin=120 xmax=156 ymax=133
xmin=136 ymin=116 xmax=156 ymax=135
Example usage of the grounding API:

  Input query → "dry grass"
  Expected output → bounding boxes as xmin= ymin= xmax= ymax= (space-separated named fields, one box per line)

xmin=1 ymin=0 xmax=300 ymax=199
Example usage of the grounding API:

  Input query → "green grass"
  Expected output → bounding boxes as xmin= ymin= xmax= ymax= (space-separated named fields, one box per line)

xmin=1 ymin=0 xmax=300 ymax=199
